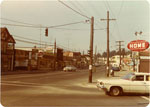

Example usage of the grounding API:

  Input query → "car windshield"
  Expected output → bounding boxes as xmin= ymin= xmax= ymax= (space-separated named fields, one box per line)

xmin=121 ymin=73 xmax=135 ymax=80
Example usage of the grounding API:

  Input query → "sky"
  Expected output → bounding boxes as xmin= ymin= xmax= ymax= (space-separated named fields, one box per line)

xmin=0 ymin=0 xmax=149 ymax=54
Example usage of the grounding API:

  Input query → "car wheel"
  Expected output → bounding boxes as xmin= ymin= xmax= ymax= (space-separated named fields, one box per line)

xmin=109 ymin=87 xmax=122 ymax=96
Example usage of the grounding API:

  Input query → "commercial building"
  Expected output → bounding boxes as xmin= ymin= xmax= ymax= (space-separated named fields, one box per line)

xmin=1 ymin=27 xmax=16 ymax=72
xmin=139 ymin=49 xmax=150 ymax=73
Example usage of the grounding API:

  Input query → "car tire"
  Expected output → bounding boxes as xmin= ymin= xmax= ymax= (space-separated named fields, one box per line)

xmin=109 ymin=87 xmax=122 ymax=96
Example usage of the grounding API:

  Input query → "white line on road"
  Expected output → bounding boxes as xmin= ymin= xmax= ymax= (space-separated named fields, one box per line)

xmin=141 ymin=96 xmax=150 ymax=102
xmin=1 ymin=83 xmax=99 ymax=95
xmin=2 ymin=71 xmax=82 ymax=79
xmin=1 ymin=82 xmax=73 ymax=87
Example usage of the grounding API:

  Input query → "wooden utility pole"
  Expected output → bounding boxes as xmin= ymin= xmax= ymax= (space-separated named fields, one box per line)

xmin=89 ymin=16 xmax=94 ymax=83
xmin=95 ymin=45 xmax=97 ymax=63
xmin=54 ymin=39 xmax=56 ymax=71
xmin=116 ymin=41 xmax=124 ymax=69
xmin=101 ymin=11 xmax=116 ymax=77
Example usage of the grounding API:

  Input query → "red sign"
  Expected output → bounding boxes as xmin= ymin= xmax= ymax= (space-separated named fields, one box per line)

xmin=127 ymin=40 xmax=149 ymax=51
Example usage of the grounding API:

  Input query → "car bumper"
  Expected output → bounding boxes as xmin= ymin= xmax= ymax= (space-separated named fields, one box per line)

xmin=96 ymin=84 xmax=108 ymax=92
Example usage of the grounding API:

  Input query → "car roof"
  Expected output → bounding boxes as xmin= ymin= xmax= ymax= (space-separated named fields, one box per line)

xmin=134 ymin=72 xmax=150 ymax=75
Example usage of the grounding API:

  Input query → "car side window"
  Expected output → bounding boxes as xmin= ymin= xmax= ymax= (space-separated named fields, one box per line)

xmin=134 ymin=75 xmax=144 ymax=81
xmin=146 ymin=75 xmax=150 ymax=81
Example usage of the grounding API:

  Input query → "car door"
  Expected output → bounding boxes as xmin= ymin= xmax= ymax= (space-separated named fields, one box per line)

xmin=130 ymin=75 xmax=146 ymax=93
xmin=145 ymin=75 xmax=150 ymax=93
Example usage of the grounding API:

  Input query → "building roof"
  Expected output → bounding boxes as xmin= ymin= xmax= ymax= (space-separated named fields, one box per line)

xmin=1 ymin=27 xmax=16 ymax=43
xmin=140 ymin=48 xmax=150 ymax=56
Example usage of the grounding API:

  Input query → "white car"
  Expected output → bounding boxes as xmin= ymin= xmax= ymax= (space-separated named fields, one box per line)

xmin=63 ymin=65 xmax=77 ymax=72
xmin=97 ymin=72 xmax=150 ymax=96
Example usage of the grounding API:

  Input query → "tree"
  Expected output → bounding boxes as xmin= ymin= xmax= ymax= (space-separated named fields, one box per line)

xmin=96 ymin=53 xmax=101 ymax=57
xmin=110 ymin=50 xmax=117 ymax=57
xmin=102 ymin=52 xmax=107 ymax=57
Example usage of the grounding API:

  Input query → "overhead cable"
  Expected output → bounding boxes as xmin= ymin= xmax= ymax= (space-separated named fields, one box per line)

xmin=13 ymin=35 xmax=75 ymax=51
xmin=13 ymin=35 xmax=52 ymax=44
xmin=47 ymin=21 xmax=86 ymax=28
xmin=15 ymin=38 xmax=53 ymax=46
xmin=58 ymin=0 xmax=90 ymax=19
xmin=1 ymin=22 xmax=105 ymax=31
xmin=1 ymin=23 xmax=40 ymax=28
xmin=0 ymin=18 xmax=38 ymax=26
xmin=1 ymin=20 xmax=87 ymax=29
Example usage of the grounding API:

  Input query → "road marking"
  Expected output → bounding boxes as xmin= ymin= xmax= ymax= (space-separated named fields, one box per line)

xmin=141 ymin=96 xmax=150 ymax=102
xmin=1 ymin=83 xmax=99 ymax=95
xmin=1 ymin=72 xmax=74 ymax=79
xmin=2 ymin=70 xmax=88 ymax=79
xmin=1 ymin=80 xmax=80 ymax=87
xmin=1 ymin=82 xmax=72 ymax=88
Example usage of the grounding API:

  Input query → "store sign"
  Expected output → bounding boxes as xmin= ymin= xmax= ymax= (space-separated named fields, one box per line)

xmin=127 ymin=40 xmax=149 ymax=51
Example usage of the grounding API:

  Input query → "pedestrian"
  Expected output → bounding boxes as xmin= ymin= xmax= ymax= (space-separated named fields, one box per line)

xmin=110 ymin=69 xmax=114 ymax=77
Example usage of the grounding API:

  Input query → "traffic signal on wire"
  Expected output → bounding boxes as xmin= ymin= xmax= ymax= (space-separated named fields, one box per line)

xmin=45 ymin=28 xmax=48 ymax=36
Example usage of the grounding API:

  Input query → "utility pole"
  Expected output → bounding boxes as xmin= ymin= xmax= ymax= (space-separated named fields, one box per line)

xmin=135 ymin=31 xmax=142 ymax=72
xmin=54 ymin=39 xmax=56 ymax=71
xmin=101 ymin=11 xmax=116 ymax=77
xmin=89 ymin=16 xmax=94 ymax=83
xmin=116 ymin=41 xmax=124 ymax=69
xmin=40 ymin=25 xmax=42 ymax=49
xmin=95 ymin=45 xmax=97 ymax=63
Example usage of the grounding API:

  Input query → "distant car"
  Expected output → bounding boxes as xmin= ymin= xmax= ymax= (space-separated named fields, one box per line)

xmin=111 ymin=63 xmax=119 ymax=67
xmin=97 ymin=72 xmax=150 ymax=96
xmin=111 ymin=67 xmax=120 ymax=71
xmin=94 ymin=63 xmax=100 ymax=67
xmin=63 ymin=65 xmax=77 ymax=72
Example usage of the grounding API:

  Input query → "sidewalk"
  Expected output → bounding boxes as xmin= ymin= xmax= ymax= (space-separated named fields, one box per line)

xmin=79 ymin=65 xmax=134 ymax=87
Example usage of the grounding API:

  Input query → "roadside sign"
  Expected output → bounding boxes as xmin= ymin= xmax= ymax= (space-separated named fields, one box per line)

xmin=127 ymin=40 xmax=149 ymax=51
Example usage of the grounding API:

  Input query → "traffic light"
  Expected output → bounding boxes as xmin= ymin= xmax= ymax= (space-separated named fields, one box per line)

xmin=88 ymin=50 xmax=91 ymax=56
xmin=45 ymin=28 xmax=48 ymax=36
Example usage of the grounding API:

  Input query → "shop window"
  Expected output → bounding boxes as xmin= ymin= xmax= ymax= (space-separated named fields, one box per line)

xmin=146 ymin=75 xmax=150 ymax=81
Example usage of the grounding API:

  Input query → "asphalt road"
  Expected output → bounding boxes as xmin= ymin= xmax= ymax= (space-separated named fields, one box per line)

xmin=1 ymin=66 xmax=149 ymax=107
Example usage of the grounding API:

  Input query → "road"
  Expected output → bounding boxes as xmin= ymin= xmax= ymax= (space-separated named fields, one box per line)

xmin=1 ymin=66 xmax=149 ymax=107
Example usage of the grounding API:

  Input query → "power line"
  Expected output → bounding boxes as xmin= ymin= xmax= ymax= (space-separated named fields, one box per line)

xmin=47 ymin=21 xmax=87 ymax=28
xmin=69 ymin=1 xmax=84 ymax=14
xmin=13 ymin=35 xmax=52 ymax=45
xmin=51 ymin=27 xmax=106 ymax=31
xmin=15 ymin=38 xmax=53 ymax=46
xmin=104 ymin=0 xmax=123 ymax=41
xmin=74 ymin=1 xmax=105 ymax=29
xmin=2 ymin=22 xmax=105 ymax=31
xmin=0 ymin=18 xmax=38 ymax=26
xmin=74 ymin=1 xmax=93 ymax=17
xmin=58 ymin=0 xmax=90 ymax=19
xmin=1 ymin=23 xmax=40 ymax=28
xmin=1 ymin=20 xmax=87 ymax=29
xmin=12 ymin=35 xmax=79 ymax=52
xmin=117 ymin=0 xmax=124 ymax=18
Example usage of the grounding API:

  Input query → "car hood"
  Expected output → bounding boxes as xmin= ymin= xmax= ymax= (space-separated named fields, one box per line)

xmin=97 ymin=78 xmax=130 ymax=85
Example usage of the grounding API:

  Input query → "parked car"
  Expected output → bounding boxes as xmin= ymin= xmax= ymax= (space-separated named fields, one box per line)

xmin=94 ymin=63 xmax=100 ymax=67
xmin=97 ymin=72 xmax=150 ymax=96
xmin=111 ymin=66 xmax=120 ymax=71
xmin=63 ymin=65 xmax=77 ymax=72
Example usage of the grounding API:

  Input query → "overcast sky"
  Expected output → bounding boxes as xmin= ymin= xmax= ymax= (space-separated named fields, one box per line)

xmin=1 ymin=0 xmax=149 ymax=53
